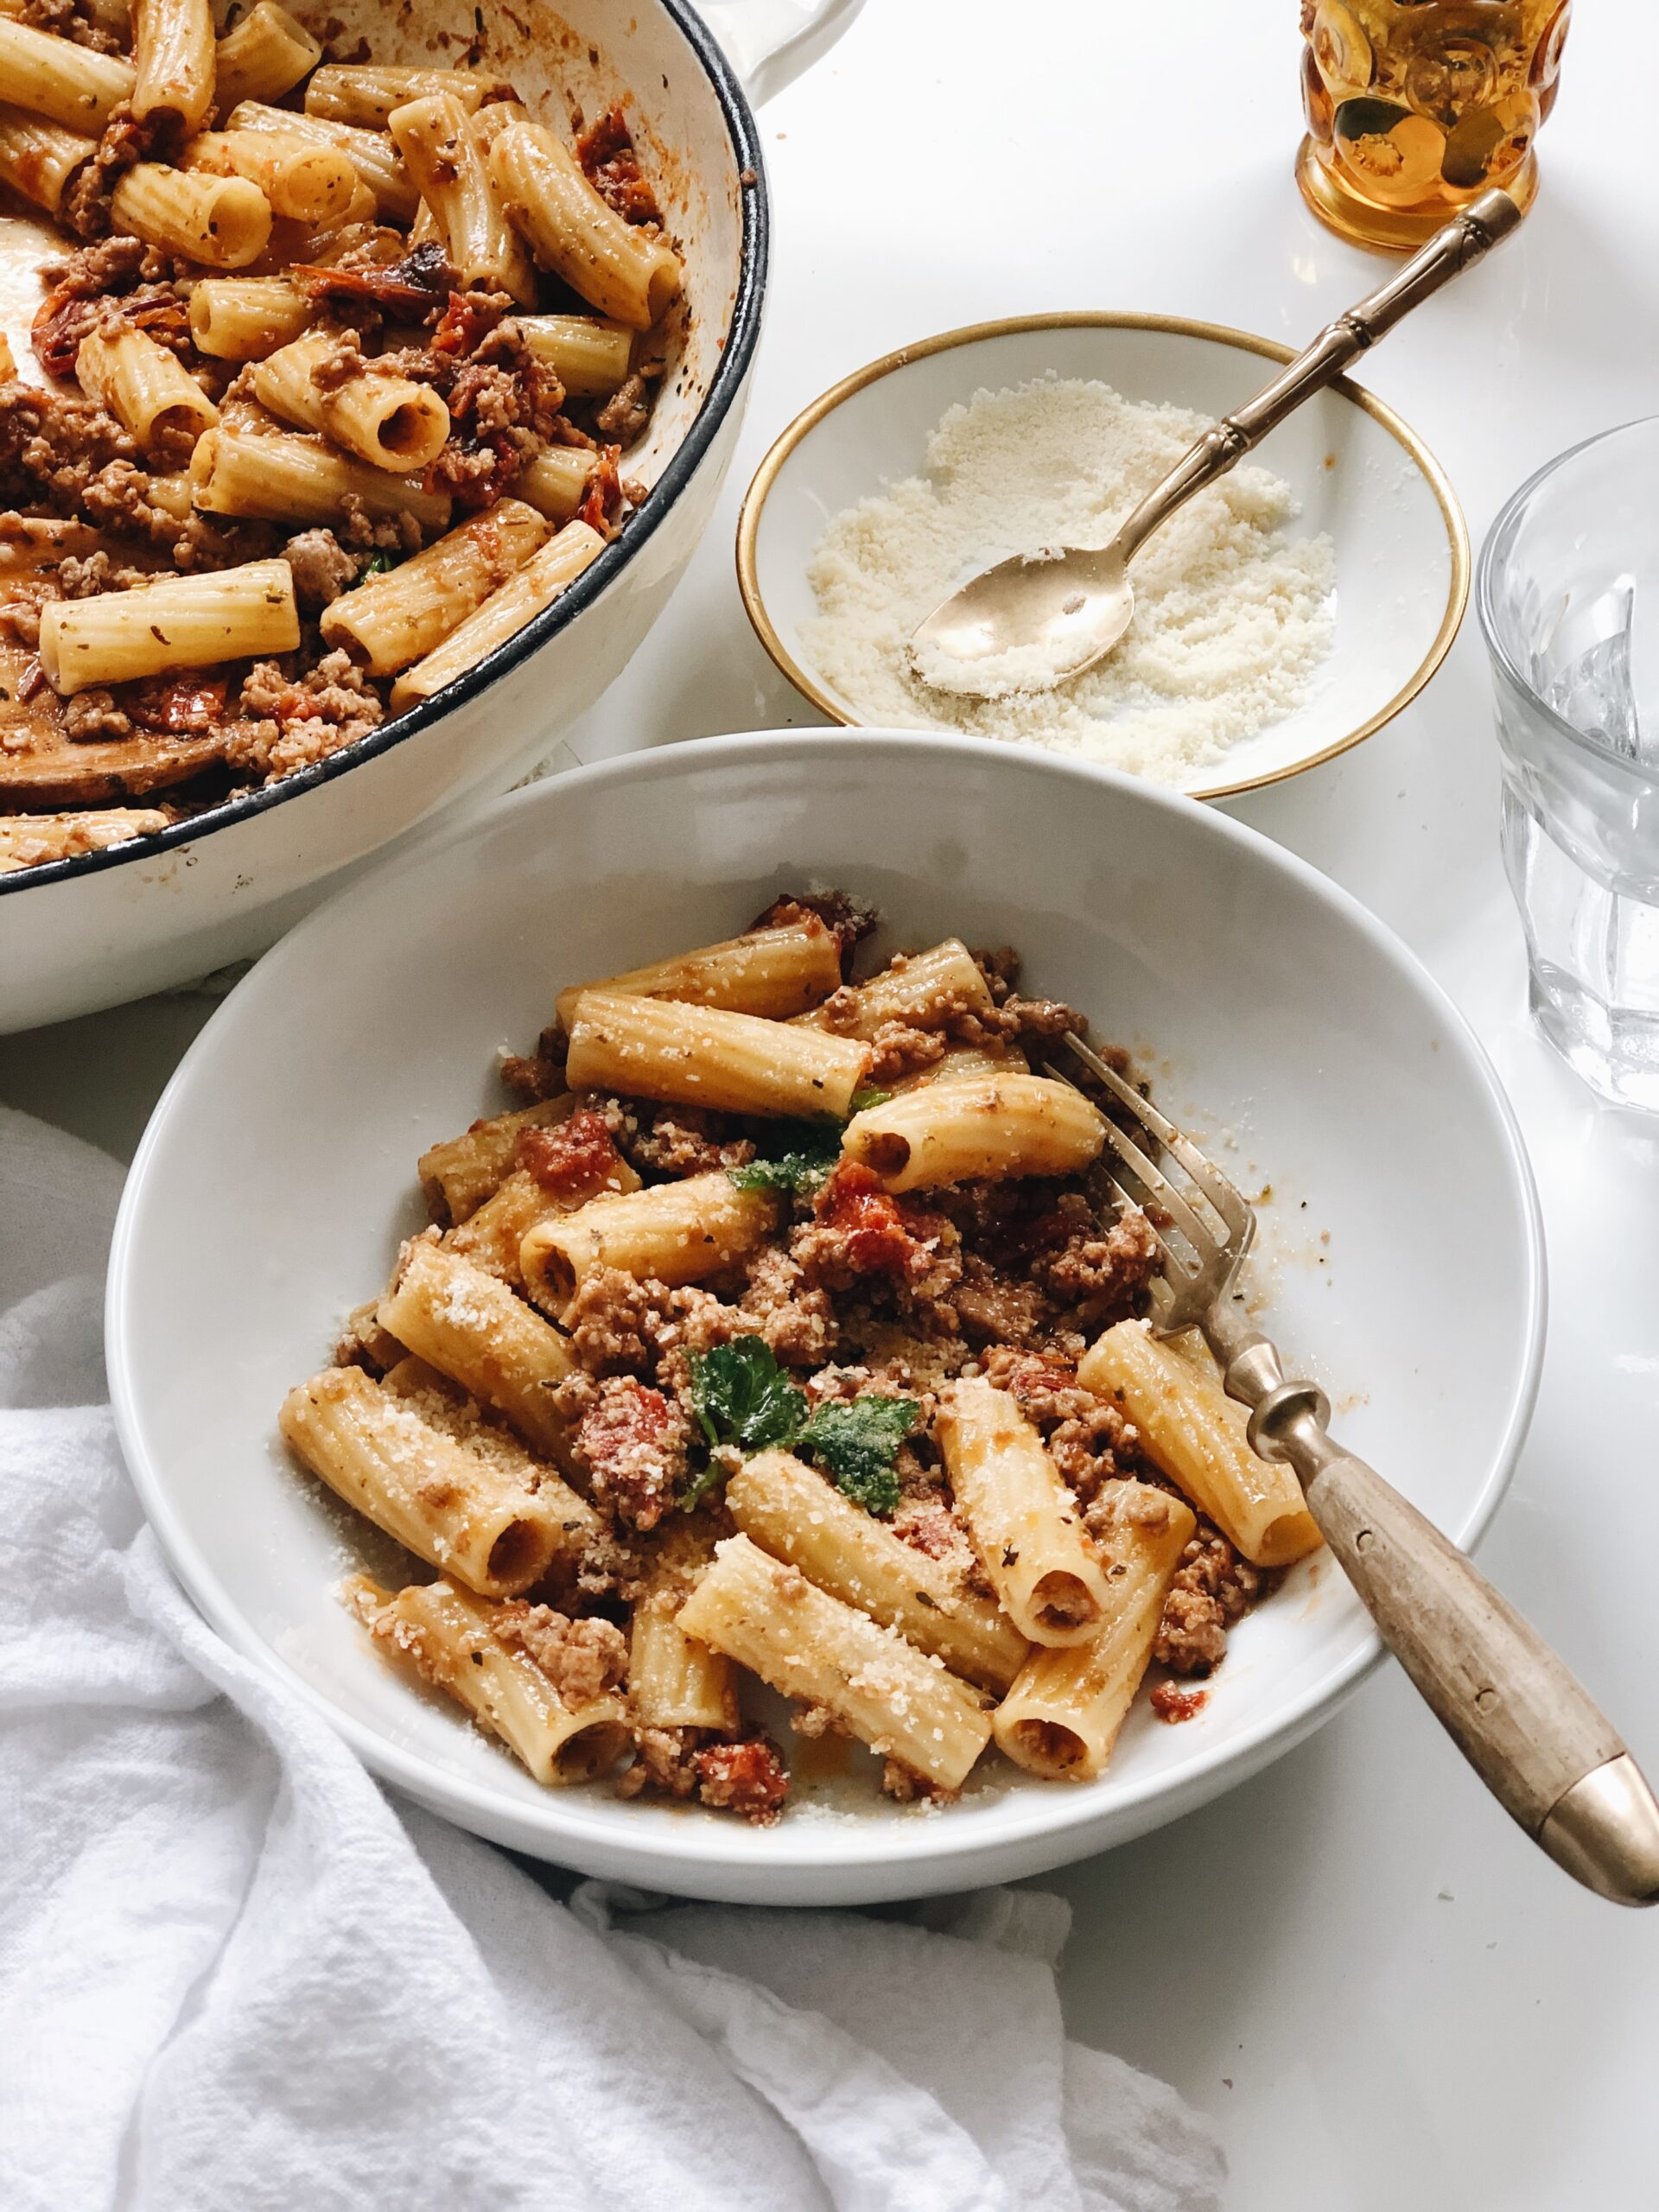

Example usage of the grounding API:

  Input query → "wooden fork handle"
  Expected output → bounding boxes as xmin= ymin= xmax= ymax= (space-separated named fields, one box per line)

xmin=1303 ymin=1449 xmax=1659 ymax=1904
xmin=1207 ymin=1319 xmax=1659 ymax=1904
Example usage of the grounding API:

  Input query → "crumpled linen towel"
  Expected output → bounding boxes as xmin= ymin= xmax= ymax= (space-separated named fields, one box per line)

xmin=0 ymin=1104 xmax=1224 ymax=2212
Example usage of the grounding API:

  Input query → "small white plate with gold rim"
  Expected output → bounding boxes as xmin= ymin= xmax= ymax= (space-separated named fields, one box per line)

xmin=736 ymin=313 xmax=1467 ymax=802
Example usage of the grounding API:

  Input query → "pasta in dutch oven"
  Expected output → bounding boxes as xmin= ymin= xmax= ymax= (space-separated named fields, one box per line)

xmin=0 ymin=3 xmax=681 ymax=874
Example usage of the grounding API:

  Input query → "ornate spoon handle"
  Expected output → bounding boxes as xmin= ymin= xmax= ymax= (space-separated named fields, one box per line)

xmin=1114 ymin=187 xmax=1522 ymax=569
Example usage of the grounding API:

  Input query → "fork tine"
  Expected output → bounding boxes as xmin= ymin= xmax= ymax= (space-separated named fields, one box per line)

xmin=1093 ymin=1159 xmax=1205 ymax=1285
xmin=1060 ymin=1033 xmax=1253 ymax=1249
xmin=1044 ymin=1055 xmax=1225 ymax=1262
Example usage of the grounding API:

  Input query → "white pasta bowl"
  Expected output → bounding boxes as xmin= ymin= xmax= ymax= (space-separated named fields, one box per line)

xmin=107 ymin=731 xmax=1543 ymax=1905
xmin=0 ymin=0 xmax=856 ymax=1035
xmin=737 ymin=313 xmax=1468 ymax=801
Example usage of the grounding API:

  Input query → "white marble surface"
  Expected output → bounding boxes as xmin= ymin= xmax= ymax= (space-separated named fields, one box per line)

xmin=4 ymin=3 xmax=1657 ymax=2203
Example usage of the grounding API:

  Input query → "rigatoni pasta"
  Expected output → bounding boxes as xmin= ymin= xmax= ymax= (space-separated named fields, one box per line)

xmin=488 ymin=119 xmax=682 ymax=328
xmin=111 ymin=163 xmax=272 ymax=266
xmin=677 ymin=1535 xmax=995 ymax=1792
xmin=377 ymin=1236 xmax=575 ymax=1462
xmin=38 ymin=559 xmax=298 ymax=693
xmin=564 ymin=991 xmax=872 ymax=1120
xmin=388 ymin=91 xmax=536 ymax=305
xmin=283 ymin=894 xmax=1300 ymax=1825
xmin=278 ymin=1363 xmax=566 ymax=1596
xmin=1078 ymin=1321 xmax=1323 ymax=1567
xmin=130 ymin=0 xmax=215 ymax=131
xmin=321 ymin=500 xmax=551 ymax=676
xmin=212 ymin=2 xmax=320 ymax=111
xmin=994 ymin=1481 xmax=1197 ymax=1779
xmin=0 ymin=105 xmax=93 ymax=213
xmin=74 ymin=324 xmax=219 ymax=458
xmin=935 ymin=1378 xmax=1111 ymax=1645
xmin=187 ymin=274 xmax=311 ymax=359
xmin=351 ymin=1576 xmax=631 ymax=1783
xmin=553 ymin=917 xmax=842 ymax=1028
xmin=842 ymin=1072 xmax=1107 ymax=1191
xmin=0 ymin=17 xmax=134 ymax=132
xmin=3 ymin=11 xmax=687 ymax=876
xmin=388 ymin=521 xmax=604 ymax=710
xmin=520 ymin=1171 xmax=779 ymax=1314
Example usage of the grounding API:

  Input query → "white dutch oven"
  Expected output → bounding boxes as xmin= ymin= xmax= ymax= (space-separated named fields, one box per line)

xmin=0 ymin=0 xmax=859 ymax=1033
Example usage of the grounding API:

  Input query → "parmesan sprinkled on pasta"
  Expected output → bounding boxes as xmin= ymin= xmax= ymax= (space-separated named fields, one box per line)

xmin=802 ymin=376 xmax=1336 ymax=784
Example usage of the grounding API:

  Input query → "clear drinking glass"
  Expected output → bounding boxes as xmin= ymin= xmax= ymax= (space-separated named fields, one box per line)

xmin=1478 ymin=418 xmax=1659 ymax=1110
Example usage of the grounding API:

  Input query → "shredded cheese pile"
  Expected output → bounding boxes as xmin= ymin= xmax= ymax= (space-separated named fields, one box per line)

xmin=803 ymin=376 xmax=1336 ymax=783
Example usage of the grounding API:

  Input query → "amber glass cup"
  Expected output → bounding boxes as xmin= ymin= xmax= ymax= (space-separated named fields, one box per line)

xmin=1297 ymin=0 xmax=1572 ymax=251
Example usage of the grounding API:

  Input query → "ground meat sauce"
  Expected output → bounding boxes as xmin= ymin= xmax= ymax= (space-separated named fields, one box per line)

xmin=2 ymin=87 xmax=671 ymax=862
xmin=519 ymin=1108 xmax=625 ymax=1198
xmin=315 ymin=898 xmax=1293 ymax=1820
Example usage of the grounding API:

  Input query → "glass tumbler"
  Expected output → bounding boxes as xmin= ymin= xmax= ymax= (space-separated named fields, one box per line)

xmin=1298 ymin=0 xmax=1572 ymax=251
xmin=1478 ymin=419 xmax=1659 ymax=1111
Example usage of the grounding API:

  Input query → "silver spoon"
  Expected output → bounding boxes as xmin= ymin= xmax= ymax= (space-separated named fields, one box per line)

xmin=908 ymin=187 xmax=1522 ymax=700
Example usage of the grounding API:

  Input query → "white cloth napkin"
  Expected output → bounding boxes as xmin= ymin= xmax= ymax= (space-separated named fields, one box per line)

xmin=0 ymin=1104 xmax=1224 ymax=2212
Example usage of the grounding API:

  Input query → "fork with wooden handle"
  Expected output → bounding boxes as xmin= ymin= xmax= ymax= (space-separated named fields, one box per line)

xmin=1055 ymin=1033 xmax=1659 ymax=1904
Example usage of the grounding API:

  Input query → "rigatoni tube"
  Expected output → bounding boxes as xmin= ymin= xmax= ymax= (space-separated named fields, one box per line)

xmin=513 ymin=314 xmax=633 ymax=398
xmin=74 ymin=325 xmax=218 ymax=459
xmin=278 ymin=1365 xmax=566 ymax=1597
xmin=418 ymin=1096 xmax=576 ymax=1226
xmin=306 ymin=64 xmax=512 ymax=128
xmin=628 ymin=1527 xmax=738 ymax=1732
xmin=213 ymin=3 xmax=321 ymax=112
xmin=226 ymin=99 xmax=418 ymax=221
xmin=130 ymin=0 xmax=215 ymax=131
xmin=798 ymin=938 xmax=993 ymax=1038
xmin=111 ymin=164 xmax=272 ymax=267
xmin=39 ymin=559 xmax=298 ymax=696
xmin=935 ymin=1378 xmax=1110 ymax=1647
xmin=388 ymin=518 xmax=602 ymax=711
xmin=351 ymin=1576 xmax=630 ymax=1784
xmin=676 ymin=1534 xmax=994 ymax=1792
xmin=190 ymin=424 xmax=451 ymax=533
xmin=553 ymin=916 xmax=842 ymax=1030
xmin=389 ymin=92 xmax=535 ymax=304
xmin=519 ymin=1171 xmax=778 ymax=1316
xmin=488 ymin=119 xmax=680 ymax=329
xmin=515 ymin=445 xmax=595 ymax=524
xmin=188 ymin=276 xmax=312 ymax=361
xmin=184 ymin=126 xmax=359 ymax=223
xmin=0 ymin=105 xmax=92 ymax=213
xmin=247 ymin=328 xmax=450 ymax=471
xmin=727 ymin=1451 xmax=1029 ymax=1694
xmin=377 ymin=1236 xmax=574 ymax=1462
xmin=842 ymin=1072 xmax=1106 ymax=1192
xmin=1077 ymin=1322 xmax=1323 ymax=1568
xmin=321 ymin=500 xmax=550 ymax=677
xmin=993 ymin=1480 xmax=1197 ymax=1781
xmin=0 ymin=18 xmax=133 ymax=132
xmin=564 ymin=990 xmax=871 ymax=1120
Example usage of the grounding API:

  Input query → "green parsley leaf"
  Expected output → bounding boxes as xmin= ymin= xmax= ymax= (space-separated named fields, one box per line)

xmin=798 ymin=1395 xmax=919 ymax=1516
xmin=725 ymin=1116 xmax=842 ymax=1198
xmin=677 ymin=1459 xmax=727 ymax=1514
xmin=847 ymin=1087 xmax=893 ymax=1114
xmin=359 ymin=550 xmax=398 ymax=577
xmin=685 ymin=1337 xmax=808 ymax=1453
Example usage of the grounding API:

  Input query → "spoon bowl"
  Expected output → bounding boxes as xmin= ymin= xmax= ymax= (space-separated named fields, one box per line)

xmin=908 ymin=543 xmax=1135 ymax=696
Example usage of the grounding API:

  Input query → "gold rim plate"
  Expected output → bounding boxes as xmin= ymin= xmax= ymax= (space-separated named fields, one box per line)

xmin=734 ymin=311 xmax=1470 ymax=804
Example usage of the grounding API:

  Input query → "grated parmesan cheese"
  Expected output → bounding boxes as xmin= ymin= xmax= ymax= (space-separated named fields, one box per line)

xmin=802 ymin=376 xmax=1336 ymax=784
